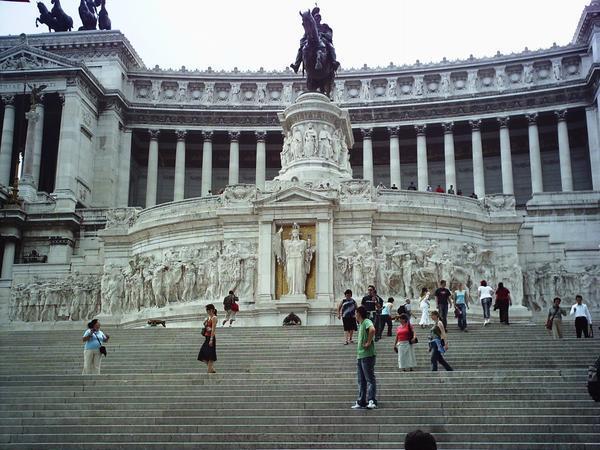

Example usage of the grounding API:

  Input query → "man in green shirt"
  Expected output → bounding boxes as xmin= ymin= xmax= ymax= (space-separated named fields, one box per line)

xmin=352 ymin=306 xmax=378 ymax=409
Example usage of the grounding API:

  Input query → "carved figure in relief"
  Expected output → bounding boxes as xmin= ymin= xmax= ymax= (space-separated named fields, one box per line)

xmin=467 ymin=71 xmax=477 ymax=92
xmin=202 ymin=83 xmax=214 ymax=104
xmin=303 ymin=123 xmax=318 ymax=157
xmin=178 ymin=85 xmax=187 ymax=102
xmin=360 ymin=80 xmax=371 ymax=100
xmin=552 ymin=60 xmax=562 ymax=80
xmin=282 ymin=83 xmax=293 ymax=104
xmin=524 ymin=64 xmax=534 ymax=83
xmin=386 ymin=79 xmax=397 ymax=98
xmin=332 ymin=128 xmax=342 ymax=164
xmin=318 ymin=127 xmax=333 ymax=159
xmin=414 ymin=77 xmax=423 ymax=96
xmin=291 ymin=128 xmax=303 ymax=159
xmin=440 ymin=74 xmax=450 ymax=96
xmin=496 ymin=70 xmax=505 ymax=90
xmin=281 ymin=131 xmax=292 ymax=166
xmin=334 ymin=80 xmax=345 ymax=103
xmin=230 ymin=83 xmax=241 ymax=104
xmin=257 ymin=84 xmax=267 ymax=104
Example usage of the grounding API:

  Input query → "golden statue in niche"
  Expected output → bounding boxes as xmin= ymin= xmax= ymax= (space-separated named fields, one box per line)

xmin=273 ymin=223 xmax=316 ymax=299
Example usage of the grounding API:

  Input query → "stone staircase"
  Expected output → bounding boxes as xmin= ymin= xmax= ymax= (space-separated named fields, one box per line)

xmin=0 ymin=322 xmax=599 ymax=449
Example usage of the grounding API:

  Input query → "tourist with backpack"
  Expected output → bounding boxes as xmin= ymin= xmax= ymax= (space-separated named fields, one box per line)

xmin=222 ymin=290 xmax=238 ymax=327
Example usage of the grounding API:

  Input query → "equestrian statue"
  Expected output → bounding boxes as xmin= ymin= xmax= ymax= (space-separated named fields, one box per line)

xmin=35 ymin=0 xmax=73 ymax=32
xmin=290 ymin=7 xmax=340 ymax=97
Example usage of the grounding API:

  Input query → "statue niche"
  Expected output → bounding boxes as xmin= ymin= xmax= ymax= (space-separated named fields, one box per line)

xmin=273 ymin=223 xmax=316 ymax=299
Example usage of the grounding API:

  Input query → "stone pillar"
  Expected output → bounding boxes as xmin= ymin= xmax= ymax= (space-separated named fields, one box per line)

xmin=470 ymin=119 xmax=485 ymax=198
xmin=201 ymin=131 xmax=213 ymax=196
xmin=228 ymin=131 xmax=240 ymax=185
xmin=31 ymin=100 xmax=45 ymax=189
xmin=257 ymin=220 xmax=274 ymax=304
xmin=117 ymin=127 xmax=133 ymax=207
xmin=1 ymin=239 xmax=16 ymax=279
xmin=585 ymin=106 xmax=600 ymax=190
xmin=555 ymin=110 xmax=574 ymax=192
xmin=0 ymin=95 xmax=16 ymax=187
xmin=145 ymin=129 xmax=160 ymax=208
xmin=415 ymin=125 xmax=428 ymax=191
xmin=255 ymin=131 xmax=266 ymax=190
xmin=361 ymin=128 xmax=374 ymax=184
xmin=497 ymin=117 xmax=514 ymax=195
xmin=19 ymin=109 xmax=41 ymax=201
xmin=388 ymin=126 xmax=401 ymax=189
xmin=173 ymin=129 xmax=187 ymax=201
xmin=54 ymin=93 xmax=81 ymax=208
xmin=315 ymin=219 xmax=333 ymax=303
xmin=526 ymin=113 xmax=544 ymax=194
xmin=442 ymin=122 xmax=456 ymax=192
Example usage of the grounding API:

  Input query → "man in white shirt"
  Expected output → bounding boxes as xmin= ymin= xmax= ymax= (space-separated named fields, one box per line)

xmin=570 ymin=295 xmax=593 ymax=338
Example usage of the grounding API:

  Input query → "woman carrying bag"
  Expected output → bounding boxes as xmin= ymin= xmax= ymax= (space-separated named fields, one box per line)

xmin=198 ymin=304 xmax=218 ymax=373
xmin=82 ymin=319 xmax=109 ymax=375
xmin=394 ymin=313 xmax=417 ymax=372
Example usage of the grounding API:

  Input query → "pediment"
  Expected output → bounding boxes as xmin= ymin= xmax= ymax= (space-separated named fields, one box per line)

xmin=254 ymin=186 xmax=337 ymax=208
xmin=0 ymin=45 xmax=79 ymax=72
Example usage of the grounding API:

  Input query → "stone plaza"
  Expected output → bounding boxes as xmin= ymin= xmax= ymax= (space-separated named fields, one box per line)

xmin=0 ymin=2 xmax=599 ymax=329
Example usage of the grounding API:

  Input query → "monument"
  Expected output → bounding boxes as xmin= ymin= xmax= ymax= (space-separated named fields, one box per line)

xmin=1 ymin=3 xmax=600 ymax=328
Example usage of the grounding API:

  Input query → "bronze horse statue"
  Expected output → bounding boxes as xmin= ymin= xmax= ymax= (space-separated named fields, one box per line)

xmin=98 ymin=0 xmax=111 ymax=30
xmin=78 ymin=0 xmax=98 ymax=30
xmin=35 ymin=0 xmax=73 ymax=32
xmin=298 ymin=9 xmax=336 ymax=97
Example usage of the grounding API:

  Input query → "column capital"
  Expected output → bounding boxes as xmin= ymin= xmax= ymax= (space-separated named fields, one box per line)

xmin=228 ymin=130 xmax=241 ymax=141
xmin=442 ymin=122 xmax=454 ymax=134
xmin=387 ymin=126 xmax=400 ymax=137
xmin=414 ymin=124 xmax=427 ymax=135
xmin=175 ymin=129 xmax=187 ymax=141
xmin=554 ymin=109 xmax=568 ymax=121
xmin=361 ymin=128 xmax=373 ymax=139
xmin=469 ymin=119 xmax=482 ymax=131
xmin=148 ymin=129 xmax=160 ymax=140
xmin=202 ymin=130 xmax=213 ymax=141
xmin=255 ymin=130 xmax=267 ymax=142
xmin=1 ymin=95 xmax=15 ymax=106
xmin=497 ymin=116 xmax=510 ymax=128
xmin=525 ymin=112 xmax=538 ymax=124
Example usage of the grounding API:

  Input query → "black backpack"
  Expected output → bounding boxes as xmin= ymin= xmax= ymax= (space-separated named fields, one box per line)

xmin=397 ymin=305 xmax=407 ymax=316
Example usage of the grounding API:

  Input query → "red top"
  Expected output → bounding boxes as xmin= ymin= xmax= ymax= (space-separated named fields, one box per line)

xmin=435 ymin=186 xmax=445 ymax=193
xmin=396 ymin=323 xmax=412 ymax=342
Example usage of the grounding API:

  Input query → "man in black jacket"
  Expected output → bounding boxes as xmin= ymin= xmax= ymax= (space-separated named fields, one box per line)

xmin=361 ymin=285 xmax=383 ymax=341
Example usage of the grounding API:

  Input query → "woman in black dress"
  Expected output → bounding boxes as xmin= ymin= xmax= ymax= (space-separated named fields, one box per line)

xmin=198 ymin=304 xmax=218 ymax=373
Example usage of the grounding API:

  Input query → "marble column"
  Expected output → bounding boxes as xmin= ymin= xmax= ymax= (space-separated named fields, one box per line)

xmin=585 ymin=106 xmax=600 ymax=190
xmin=174 ymin=129 xmax=187 ymax=201
xmin=145 ymin=129 xmax=160 ymax=208
xmin=201 ymin=131 xmax=213 ymax=196
xmin=0 ymin=95 xmax=16 ymax=187
xmin=497 ymin=117 xmax=514 ymax=195
xmin=415 ymin=124 xmax=428 ymax=191
xmin=361 ymin=128 xmax=373 ymax=184
xmin=442 ymin=122 xmax=456 ymax=192
xmin=526 ymin=113 xmax=544 ymax=194
xmin=1 ymin=239 xmax=16 ymax=279
xmin=54 ymin=93 xmax=81 ymax=206
xmin=228 ymin=131 xmax=240 ymax=185
xmin=19 ymin=109 xmax=41 ymax=201
xmin=117 ymin=127 xmax=133 ymax=207
xmin=470 ymin=119 xmax=485 ymax=198
xmin=388 ymin=126 xmax=401 ymax=189
xmin=555 ymin=110 xmax=573 ymax=192
xmin=255 ymin=131 xmax=266 ymax=190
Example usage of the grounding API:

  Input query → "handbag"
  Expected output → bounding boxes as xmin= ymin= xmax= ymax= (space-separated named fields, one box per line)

xmin=231 ymin=302 xmax=239 ymax=312
xmin=408 ymin=324 xmax=418 ymax=345
xmin=95 ymin=333 xmax=107 ymax=357
xmin=546 ymin=308 xmax=560 ymax=330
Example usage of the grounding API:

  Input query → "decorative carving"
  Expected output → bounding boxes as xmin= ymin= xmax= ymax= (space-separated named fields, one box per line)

xmin=1 ymin=95 xmax=16 ymax=106
xmin=255 ymin=131 xmax=267 ymax=142
xmin=22 ymin=249 xmax=47 ymax=264
xmin=339 ymin=179 xmax=373 ymax=202
xmin=148 ymin=129 xmax=160 ymax=140
xmin=222 ymin=184 xmax=257 ymax=206
xmin=414 ymin=124 xmax=427 ymax=135
xmin=175 ymin=129 xmax=187 ymax=141
xmin=228 ymin=130 xmax=240 ymax=141
xmin=483 ymin=194 xmax=516 ymax=212
xmin=386 ymin=78 xmax=397 ymax=98
xmin=48 ymin=236 xmax=74 ymax=247
xmin=105 ymin=207 xmax=139 ymax=229
xmin=497 ymin=116 xmax=510 ymax=128
xmin=442 ymin=122 xmax=454 ymax=134
xmin=202 ymin=130 xmax=213 ymax=141
xmin=554 ymin=109 xmax=568 ymax=121
xmin=469 ymin=119 xmax=482 ymax=131
xmin=526 ymin=113 xmax=538 ymax=125
xmin=361 ymin=128 xmax=373 ymax=139
xmin=387 ymin=126 xmax=400 ymax=138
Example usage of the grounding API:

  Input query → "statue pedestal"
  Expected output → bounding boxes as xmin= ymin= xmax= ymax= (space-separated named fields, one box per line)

xmin=276 ymin=92 xmax=354 ymax=186
xmin=277 ymin=294 xmax=310 ymax=326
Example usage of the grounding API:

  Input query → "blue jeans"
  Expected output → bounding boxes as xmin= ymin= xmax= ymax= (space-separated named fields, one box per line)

xmin=357 ymin=356 xmax=377 ymax=406
xmin=457 ymin=303 xmax=467 ymax=330
xmin=481 ymin=298 xmax=492 ymax=319
xmin=431 ymin=345 xmax=453 ymax=372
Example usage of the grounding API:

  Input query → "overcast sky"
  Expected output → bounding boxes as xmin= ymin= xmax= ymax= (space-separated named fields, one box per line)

xmin=0 ymin=0 xmax=591 ymax=71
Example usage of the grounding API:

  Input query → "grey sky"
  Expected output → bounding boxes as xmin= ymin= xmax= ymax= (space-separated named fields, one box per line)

xmin=0 ymin=0 xmax=591 ymax=71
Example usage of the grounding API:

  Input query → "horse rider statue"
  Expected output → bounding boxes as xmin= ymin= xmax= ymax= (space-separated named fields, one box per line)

xmin=290 ymin=7 xmax=339 ymax=74
xmin=35 ymin=0 xmax=73 ymax=32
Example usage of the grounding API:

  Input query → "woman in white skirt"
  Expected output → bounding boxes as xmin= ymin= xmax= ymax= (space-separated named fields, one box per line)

xmin=394 ymin=313 xmax=417 ymax=371
xmin=418 ymin=287 xmax=432 ymax=328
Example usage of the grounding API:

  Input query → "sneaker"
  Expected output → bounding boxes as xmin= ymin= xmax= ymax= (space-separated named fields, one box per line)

xmin=367 ymin=400 xmax=377 ymax=409
xmin=351 ymin=402 xmax=365 ymax=409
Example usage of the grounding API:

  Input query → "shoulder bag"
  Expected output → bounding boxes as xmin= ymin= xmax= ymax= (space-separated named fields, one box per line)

xmin=95 ymin=332 xmax=107 ymax=357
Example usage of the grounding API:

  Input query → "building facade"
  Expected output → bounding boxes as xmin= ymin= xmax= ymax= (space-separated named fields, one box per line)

xmin=0 ymin=3 xmax=599 ymax=326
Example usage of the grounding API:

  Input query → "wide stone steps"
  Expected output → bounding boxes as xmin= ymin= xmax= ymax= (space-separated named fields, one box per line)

xmin=1 ymin=324 xmax=599 ymax=449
